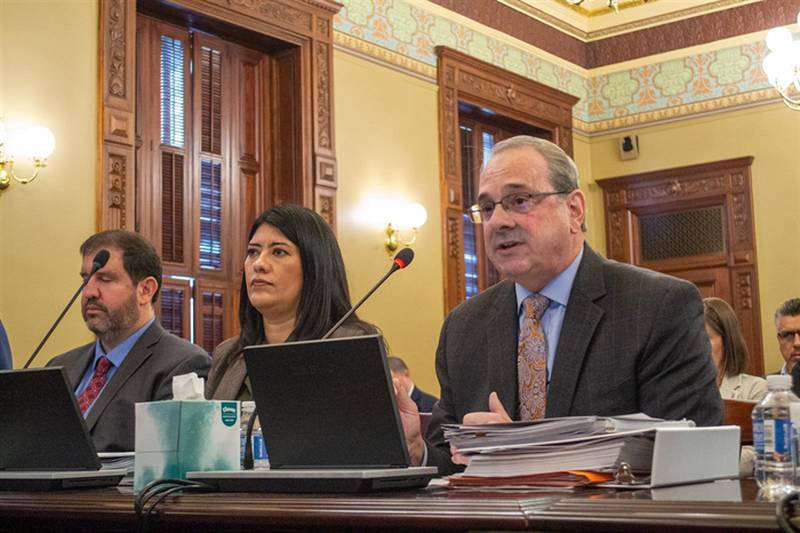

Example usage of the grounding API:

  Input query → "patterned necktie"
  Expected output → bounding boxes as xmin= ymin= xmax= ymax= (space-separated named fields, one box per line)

xmin=77 ymin=356 xmax=112 ymax=415
xmin=518 ymin=294 xmax=550 ymax=421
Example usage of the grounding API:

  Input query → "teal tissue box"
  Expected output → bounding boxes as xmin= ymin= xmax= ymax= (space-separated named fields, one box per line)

xmin=134 ymin=400 xmax=240 ymax=492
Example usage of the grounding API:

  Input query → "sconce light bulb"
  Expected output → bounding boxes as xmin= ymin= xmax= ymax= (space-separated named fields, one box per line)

xmin=766 ymin=27 xmax=793 ymax=53
xmin=406 ymin=203 xmax=428 ymax=229
xmin=26 ymin=126 xmax=56 ymax=159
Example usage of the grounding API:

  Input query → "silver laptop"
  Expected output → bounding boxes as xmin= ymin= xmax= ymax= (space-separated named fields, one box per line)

xmin=189 ymin=335 xmax=436 ymax=492
xmin=0 ymin=367 xmax=126 ymax=490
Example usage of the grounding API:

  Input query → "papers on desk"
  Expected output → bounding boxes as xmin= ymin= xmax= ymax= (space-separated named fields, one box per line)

xmin=99 ymin=452 xmax=135 ymax=486
xmin=460 ymin=431 xmax=657 ymax=478
xmin=444 ymin=414 xmax=708 ymax=488
xmin=444 ymin=414 xmax=693 ymax=454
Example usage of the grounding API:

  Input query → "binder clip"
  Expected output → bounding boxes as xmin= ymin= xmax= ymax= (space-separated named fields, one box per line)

xmin=614 ymin=462 xmax=646 ymax=485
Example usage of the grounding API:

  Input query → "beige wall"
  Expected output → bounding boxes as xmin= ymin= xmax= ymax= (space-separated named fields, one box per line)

xmin=2 ymin=1 xmax=796 ymax=387
xmin=333 ymin=51 xmax=443 ymax=393
xmin=0 ymin=0 xmax=98 ymax=366
xmin=586 ymin=104 xmax=800 ymax=373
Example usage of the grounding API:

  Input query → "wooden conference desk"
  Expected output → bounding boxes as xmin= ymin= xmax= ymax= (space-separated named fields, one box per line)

xmin=0 ymin=478 xmax=789 ymax=531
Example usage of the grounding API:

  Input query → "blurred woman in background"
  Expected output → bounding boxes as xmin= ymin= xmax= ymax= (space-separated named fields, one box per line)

xmin=703 ymin=297 xmax=766 ymax=401
xmin=703 ymin=296 xmax=766 ymax=478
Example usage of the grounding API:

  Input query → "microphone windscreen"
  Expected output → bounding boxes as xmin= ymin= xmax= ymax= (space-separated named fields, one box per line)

xmin=393 ymin=247 xmax=415 ymax=270
xmin=92 ymin=249 xmax=111 ymax=272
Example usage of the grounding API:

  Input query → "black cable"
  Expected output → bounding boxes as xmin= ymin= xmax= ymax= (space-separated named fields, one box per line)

xmin=777 ymin=491 xmax=800 ymax=532
xmin=135 ymin=478 xmax=215 ymax=533
xmin=143 ymin=483 xmax=213 ymax=531
xmin=135 ymin=478 xmax=187 ymax=516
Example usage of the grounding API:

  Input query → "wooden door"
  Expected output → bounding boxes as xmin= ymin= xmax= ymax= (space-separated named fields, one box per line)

xmin=598 ymin=157 xmax=763 ymax=375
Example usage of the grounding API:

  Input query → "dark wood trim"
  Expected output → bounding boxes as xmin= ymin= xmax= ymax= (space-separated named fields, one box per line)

xmin=597 ymin=157 xmax=764 ymax=375
xmin=0 ymin=480 xmax=778 ymax=531
xmin=437 ymin=46 xmax=578 ymax=313
xmin=97 ymin=0 xmax=342 ymax=232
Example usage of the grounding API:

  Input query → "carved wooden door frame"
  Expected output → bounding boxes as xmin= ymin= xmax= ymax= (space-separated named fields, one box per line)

xmin=597 ymin=157 xmax=764 ymax=375
xmin=436 ymin=47 xmax=578 ymax=313
xmin=97 ymin=0 xmax=341 ymax=232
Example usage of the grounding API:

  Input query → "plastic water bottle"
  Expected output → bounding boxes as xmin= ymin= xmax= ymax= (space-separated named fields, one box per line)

xmin=240 ymin=401 xmax=269 ymax=469
xmin=753 ymin=374 xmax=800 ymax=496
xmin=252 ymin=427 xmax=269 ymax=470
xmin=240 ymin=401 xmax=255 ymax=469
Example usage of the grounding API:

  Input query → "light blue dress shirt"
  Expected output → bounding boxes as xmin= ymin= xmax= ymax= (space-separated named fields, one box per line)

xmin=75 ymin=318 xmax=155 ymax=417
xmin=515 ymin=247 xmax=584 ymax=382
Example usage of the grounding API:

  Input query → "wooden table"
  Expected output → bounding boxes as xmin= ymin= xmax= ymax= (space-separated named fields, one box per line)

xmin=0 ymin=478 xmax=787 ymax=531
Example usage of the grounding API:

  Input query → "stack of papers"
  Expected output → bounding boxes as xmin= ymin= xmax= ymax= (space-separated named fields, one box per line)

xmin=444 ymin=414 xmax=694 ymax=481
xmin=99 ymin=452 xmax=135 ymax=486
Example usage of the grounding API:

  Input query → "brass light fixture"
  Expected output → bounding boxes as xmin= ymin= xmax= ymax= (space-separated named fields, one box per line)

xmin=358 ymin=196 xmax=428 ymax=255
xmin=0 ymin=119 xmax=56 ymax=192
xmin=383 ymin=202 xmax=428 ymax=255
xmin=762 ymin=10 xmax=800 ymax=110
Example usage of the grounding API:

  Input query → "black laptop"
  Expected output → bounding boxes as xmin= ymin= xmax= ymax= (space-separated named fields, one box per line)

xmin=0 ymin=367 xmax=126 ymax=490
xmin=188 ymin=335 xmax=437 ymax=492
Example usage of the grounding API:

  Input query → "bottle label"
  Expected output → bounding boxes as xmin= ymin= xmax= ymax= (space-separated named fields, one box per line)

xmin=764 ymin=419 xmax=792 ymax=454
xmin=753 ymin=417 xmax=764 ymax=454
xmin=253 ymin=432 xmax=268 ymax=461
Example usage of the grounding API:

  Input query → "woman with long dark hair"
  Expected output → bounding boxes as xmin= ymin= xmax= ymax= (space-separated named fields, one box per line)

xmin=206 ymin=204 xmax=374 ymax=400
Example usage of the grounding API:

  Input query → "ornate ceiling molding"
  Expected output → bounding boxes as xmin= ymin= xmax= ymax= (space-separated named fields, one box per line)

xmin=428 ymin=0 xmax=799 ymax=68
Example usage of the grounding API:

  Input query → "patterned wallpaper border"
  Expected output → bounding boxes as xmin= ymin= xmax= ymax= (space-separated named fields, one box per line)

xmin=334 ymin=0 xmax=783 ymax=135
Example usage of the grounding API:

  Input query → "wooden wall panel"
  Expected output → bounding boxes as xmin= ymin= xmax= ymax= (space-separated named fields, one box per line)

xmin=436 ymin=47 xmax=578 ymax=312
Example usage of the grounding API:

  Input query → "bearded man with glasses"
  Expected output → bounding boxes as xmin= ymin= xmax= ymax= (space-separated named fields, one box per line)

xmin=395 ymin=136 xmax=723 ymax=475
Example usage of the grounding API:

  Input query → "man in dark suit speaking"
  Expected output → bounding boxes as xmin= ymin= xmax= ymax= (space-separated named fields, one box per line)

xmin=47 ymin=230 xmax=211 ymax=452
xmin=395 ymin=136 xmax=723 ymax=475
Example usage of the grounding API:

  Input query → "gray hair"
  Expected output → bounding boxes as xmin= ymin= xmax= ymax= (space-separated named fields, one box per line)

xmin=776 ymin=298 xmax=800 ymax=324
xmin=489 ymin=135 xmax=585 ymax=231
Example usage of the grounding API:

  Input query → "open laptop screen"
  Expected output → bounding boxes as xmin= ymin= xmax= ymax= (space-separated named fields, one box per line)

xmin=244 ymin=335 xmax=410 ymax=469
xmin=0 ymin=367 xmax=102 ymax=471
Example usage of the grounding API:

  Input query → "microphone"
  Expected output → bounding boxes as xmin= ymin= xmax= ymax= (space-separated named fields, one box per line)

xmin=322 ymin=247 xmax=414 ymax=339
xmin=22 ymin=249 xmax=111 ymax=369
xmin=243 ymin=247 xmax=415 ymax=469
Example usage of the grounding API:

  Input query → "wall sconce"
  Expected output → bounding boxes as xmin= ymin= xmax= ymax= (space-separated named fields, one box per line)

xmin=0 ymin=119 xmax=56 ymax=192
xmin=358 ymin=196 xmax=428 ymax=255
xmin=384 ymin=202 xmax=428 ymax=255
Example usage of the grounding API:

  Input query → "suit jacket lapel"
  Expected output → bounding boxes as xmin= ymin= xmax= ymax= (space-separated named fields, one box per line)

xmin=487 ymin=281 xmax=520 ymax=418
xmin=546 ymin=245 xmax=606 ymax=417
xmin=85 ymin=322 xmax=163 ymax=432
xmin=63 ymin=344 xmax=95 ymax=390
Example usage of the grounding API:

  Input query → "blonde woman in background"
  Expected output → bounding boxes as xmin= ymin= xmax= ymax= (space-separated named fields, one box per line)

xmin=703 ymin=296 xmax=766 ymax=478
xmin=703 ymin=297 xmax=767 ymax=400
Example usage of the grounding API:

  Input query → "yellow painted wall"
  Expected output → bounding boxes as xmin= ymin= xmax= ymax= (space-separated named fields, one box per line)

xmin=0 ymin=0 xmax=98 ymax=366
xmin=1 ymin=1 xmax=796 ymax=389
xmin=587 ymin=104 xmax=800 ymax=373
xmin=333 ymin=51 xmax=444 ymax=393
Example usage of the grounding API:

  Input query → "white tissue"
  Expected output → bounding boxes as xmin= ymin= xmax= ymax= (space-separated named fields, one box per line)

xmin=172 ymin=372 xmax=205 ymax=400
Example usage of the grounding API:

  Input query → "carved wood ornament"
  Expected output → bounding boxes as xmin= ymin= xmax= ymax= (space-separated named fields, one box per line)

xmin=436 ymin=47 xmax=578 ymax=313
xmin=97 ymin=0 xmax=342 ymax=231
xmin=597 ymin=157 xmax=764 ymax=375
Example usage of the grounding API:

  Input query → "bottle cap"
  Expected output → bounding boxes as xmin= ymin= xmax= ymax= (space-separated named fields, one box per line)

xmin=767 ymin=374 xmax=792 ymax=390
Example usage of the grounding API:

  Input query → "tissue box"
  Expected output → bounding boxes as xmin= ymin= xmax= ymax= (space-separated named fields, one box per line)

xmin=134 ymin=400 xmax=240 ymax=492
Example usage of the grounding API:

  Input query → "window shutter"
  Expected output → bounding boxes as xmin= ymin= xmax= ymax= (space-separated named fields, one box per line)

xmin=200 ymin=46 xmax=222 ymax=155
xmin=200 ymin=290 xmax=225 ymax=354
xmin=161 ymin=152 xmax=185 ymax=263
xmin=199 ymin=159 xmax=223 ymax=270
